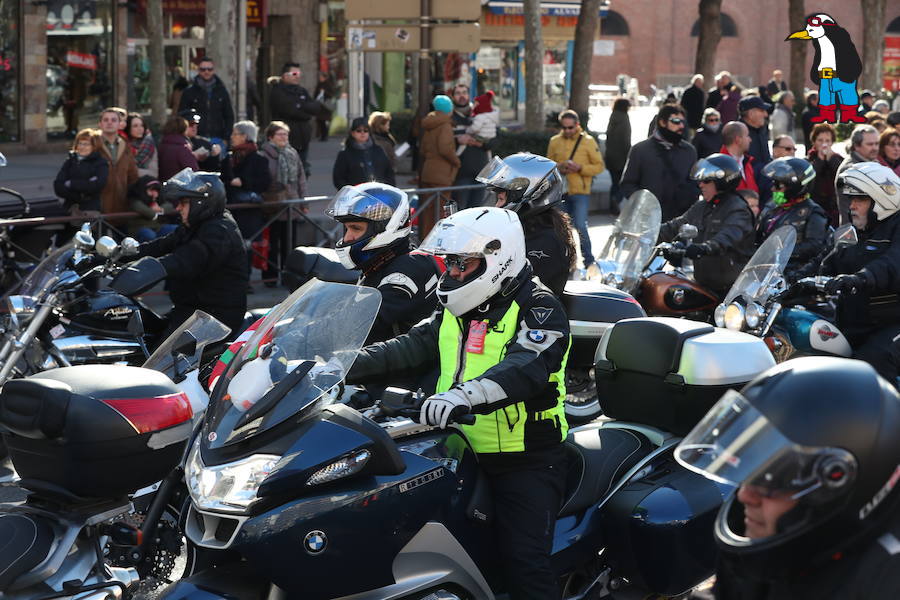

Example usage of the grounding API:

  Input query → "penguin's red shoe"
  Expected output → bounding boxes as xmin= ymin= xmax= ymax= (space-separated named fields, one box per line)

xmin=811 ymin=104 xmax=837 ymax=123
xmin=840 ymin=105 xmax=867 ymax=123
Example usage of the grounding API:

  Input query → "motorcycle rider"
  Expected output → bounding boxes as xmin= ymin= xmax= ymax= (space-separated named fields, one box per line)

xmin=677 ymin=356 xmax=900 ymax=599
xmin=658 ymin=152 xmax=756 ymax=299
xmin=757 ymin=156 xmax=829 ymax=280
xmin=137 ymin=168 xmax=248 ymax=338
xmin=348 ymin=207 xmax=570 ymax=600
xmin=327 ymin=182 xmax=442 ymax=344
xmin=820 ymin=162 xmax=900 ymax=383
xmin=477 ymin=152 xmax=576 ymax=295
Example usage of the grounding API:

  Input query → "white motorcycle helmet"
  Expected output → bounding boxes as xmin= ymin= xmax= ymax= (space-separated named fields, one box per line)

xmin=326 ymin=183 xmax=411 ymax=270
xmin=837 ymin=162 xmax=900 ymax=222
xmin=419 ymin=207 xmax=527 ymax=317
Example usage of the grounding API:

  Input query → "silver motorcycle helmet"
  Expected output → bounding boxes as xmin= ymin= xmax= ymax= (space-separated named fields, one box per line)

xmin=837 ymin=161 xmax=900 ymax=222
xmin=476 ymin=153 xmax=566 ymax=218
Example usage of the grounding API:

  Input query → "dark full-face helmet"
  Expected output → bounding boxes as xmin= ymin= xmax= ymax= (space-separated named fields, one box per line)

xmin=676 ymin=357 xmax=900 ymax=575
xmin=762 ymin=157 xmax=816 ymax=202
xmin=476 ymin=153 xmax=565 ymax=218
xmin=690 ymin=153 xmax=742 ymax=194
xmin=162 ymin=168 xmax=226 ymax=226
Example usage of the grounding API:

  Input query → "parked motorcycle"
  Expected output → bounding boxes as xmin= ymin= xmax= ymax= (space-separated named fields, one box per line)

xmin=714 ymin=224 xmax=857 ymax=362
xmin=157 ymin=280 xmax=775 ymax=600
xmin=0 ymin=310 xmax=229 ymax=598
xmin=0 ymin=225 xmax=172 ymax=386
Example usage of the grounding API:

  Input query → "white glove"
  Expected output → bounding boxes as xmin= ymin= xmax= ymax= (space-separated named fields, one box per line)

xmin=420 ymin=389 xmax=471 ymax=429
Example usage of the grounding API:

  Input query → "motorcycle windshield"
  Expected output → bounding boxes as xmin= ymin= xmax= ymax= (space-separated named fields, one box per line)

xmin=142 ymin=311 xmax=232 ymax=379
xmin=18 ymin=242 xmax=75 ymax=297
xmin=596 ymin=190 xmax=662 ymax=293
xmin=203 ymin=280 xmax=381 ymax=449
xmin=722 ymin=226 xmax=796 ymax=305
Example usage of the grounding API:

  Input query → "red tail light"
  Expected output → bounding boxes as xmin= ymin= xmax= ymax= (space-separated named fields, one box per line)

xmin=102 ymin=392 xmax=193 ymax=434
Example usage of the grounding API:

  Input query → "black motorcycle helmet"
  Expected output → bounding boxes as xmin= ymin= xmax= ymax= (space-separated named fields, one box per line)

xmin=476 ymin=153 xmax=565 ymax=218
xmin=762 ymin=157 xmax=816 ymax=201
xmin=690 ymin=153 xmax=742 ymax=194
xmin=162 ymin=168 xmax=226 ymax=227
xmin=676 ymin=357 xmax=900 ymax=576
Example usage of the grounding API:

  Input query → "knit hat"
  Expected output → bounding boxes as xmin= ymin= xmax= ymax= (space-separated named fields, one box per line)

xmin=432 ymin=95 xmax=453 ymax=114
xmin=473 ymin=91 xmax=495 ymax=116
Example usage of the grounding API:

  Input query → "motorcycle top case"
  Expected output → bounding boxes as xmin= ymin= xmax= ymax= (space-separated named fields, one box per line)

xmin=594 ymin=317 xmax=774 ymax=436
xmin=562 ymin=280 xmax=645 ymax=365
xmin=0 ymin=364 xmax=192 ymax=499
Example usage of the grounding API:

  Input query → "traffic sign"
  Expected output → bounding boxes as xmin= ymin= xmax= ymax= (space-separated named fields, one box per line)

xmin=347 ymin=23 xmax=480 ymax=53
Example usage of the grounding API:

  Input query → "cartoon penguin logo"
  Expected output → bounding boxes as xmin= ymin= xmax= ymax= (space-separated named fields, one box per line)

xmin=786 ymin=13 xmax=865 ymax=124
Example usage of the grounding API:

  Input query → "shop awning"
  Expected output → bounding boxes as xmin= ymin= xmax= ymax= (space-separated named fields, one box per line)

xmin=486 ymin=1 xmax=610 ymax=17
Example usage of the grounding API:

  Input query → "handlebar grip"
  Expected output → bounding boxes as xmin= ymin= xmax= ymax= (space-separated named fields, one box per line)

xmin=450 ymin=406 xmax=476 ymax=426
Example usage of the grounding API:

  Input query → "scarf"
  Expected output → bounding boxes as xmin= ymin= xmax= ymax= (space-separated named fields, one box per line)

xmin=275 ymin=144 xmax=299 ymax=187
xmin=351 ymin=138 xmax=374 ymax=151
xmin=130 ymin=134 xmax=156 ymax=168
xmin=196 ymin=75 xmax=216 ymax=91
xmin=230 ymin=142 xmax=258 ymax=167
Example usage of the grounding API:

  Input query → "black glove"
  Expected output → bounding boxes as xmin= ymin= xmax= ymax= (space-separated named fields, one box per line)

xmin=661 ymin=241 xmax=685 ymax=262
xmin=778 ymin=280 xmax=817 ymax=302
xmin=824 ymin=273 xmax=868 ymax=295
xmin=685 ymin=243 xmax=710 ymax=260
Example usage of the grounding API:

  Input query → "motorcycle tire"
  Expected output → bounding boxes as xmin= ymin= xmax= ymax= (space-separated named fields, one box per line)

xmin=564 ymin=367 xmax=602 ymax=425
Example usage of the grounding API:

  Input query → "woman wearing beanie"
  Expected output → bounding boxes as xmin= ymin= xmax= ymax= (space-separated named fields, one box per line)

xmin=332 ymin=116 xmax=395 ymax=190
xmin=418 ymin=94 xmax=460 ymax=238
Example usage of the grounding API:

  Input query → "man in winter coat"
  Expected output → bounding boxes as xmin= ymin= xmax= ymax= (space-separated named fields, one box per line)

xmin=450 ymin=84 xmax=492 ymax=210
xmin=177 ymin=57 xmax=235 ymax=142
xmin=97 ymin=108 xmax=138 ymax=216
xmin=268 ymin=62 xmax=322 ymax=175
xmin=681 ymin=74 xmax=706 ymax=132
xmin=739 ymin=96 xmax=774 ymax=204
xmin=546 ymin=109 xmax=605 ymax=269
xmin=693 ymin=108 xmax=724 ymax=159
xmin=620 ymin=104 xmax=699 ymax=221
xmin=138 ymin=168 xmax=248 ymax=338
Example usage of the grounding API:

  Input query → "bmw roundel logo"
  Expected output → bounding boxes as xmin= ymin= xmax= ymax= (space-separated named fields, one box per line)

xmin=304 ymin=530 xmax=327 ymax=555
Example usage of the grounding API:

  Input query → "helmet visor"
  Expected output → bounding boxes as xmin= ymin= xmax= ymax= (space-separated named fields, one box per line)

xmin=762 ymin=159 xmax=815 ymax=186
xmin=419 ymin=218 xmax=502 ymax=259
xmin=690 ymin=158 xmax=729 ymax=182
xmin=475 ymin=155 xmax=554 ymax=193
xmin=675 ymin=390 xmax=857 ymax=500
xmin=326 ymin=186 xmax=401 ymax=223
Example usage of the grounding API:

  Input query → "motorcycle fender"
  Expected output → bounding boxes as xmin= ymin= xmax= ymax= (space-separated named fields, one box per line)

xmin=808 ymin=319 xmax=852 ymax=357
xmin=158 ymin=563 xmax=269 ymax=600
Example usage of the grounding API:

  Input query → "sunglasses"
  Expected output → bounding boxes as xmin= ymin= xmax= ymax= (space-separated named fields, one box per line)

xmin=198 ymin=67 xmax=214 ymax=72
xmin=352 ymin=128 xmax=369 ymax=133
xmin=806 ymin=16 xmax=832 ymax=27
xmin=668 ymin=117 xmax=685 ymax=125
xmin=776 ymin=145 xmax=796 ymax=152
xmin=445 ymin=255 xmax=476 ymax=272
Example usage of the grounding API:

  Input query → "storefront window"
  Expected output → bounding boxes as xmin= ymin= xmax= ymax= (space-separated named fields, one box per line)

xmin=476 ymin=46 xmax=517 ymax=121
xmin=46 ymin=0 xmax=115 ymax=139
xmin=0 ymin=0 xmax=20 ymax=142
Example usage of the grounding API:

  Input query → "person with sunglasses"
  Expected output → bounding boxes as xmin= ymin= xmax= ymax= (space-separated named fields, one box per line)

xmin=693 ymin=108 xmax=724 ymax=159
xmin=657 ymin=153 xmax=755 ymax=299
xmin=677 ymin=356 xmax=900 ymax=600
xmin=268 ymin=62 xmax=322 ymax=176
xmin=772 ymin=135 xmax=798 ymax=159
xmin=332 ymin=117 xmax=396 ymax=190
xmin=348 ymin=207 xmax=570 ymax=600
xmin=177 ymin=56 xmax=235 ymax=143
xmin=621 ymin=104 xmax=699 ymax=221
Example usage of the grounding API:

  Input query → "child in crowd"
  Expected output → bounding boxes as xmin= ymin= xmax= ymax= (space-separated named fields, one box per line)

xmin=457 ymin=91 xmax=499 ymax=156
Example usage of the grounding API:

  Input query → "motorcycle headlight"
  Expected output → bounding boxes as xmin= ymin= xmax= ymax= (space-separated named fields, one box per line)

xmin=185 ymin=439 xmax=279 ymax=514
xmin=306 ymin=449 xmax=371 ymax=487
xmin=723 ymin=302 xmax=745 ymax=331
xmin=745 ymin=302 xmax=764 ymax=329
xmin=714 ymin=303 xmax=727 ymax=328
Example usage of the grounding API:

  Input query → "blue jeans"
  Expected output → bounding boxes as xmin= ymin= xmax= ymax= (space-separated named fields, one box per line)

xmin=452 ymin=174 xmax=486 ymax=210
xmin=134 ymin=224 xmax=178 ymax=243
xmin=818 ymin=77 xmax=858 ymax=106
xmin=564 ymin=193 xmax=594 ymax=267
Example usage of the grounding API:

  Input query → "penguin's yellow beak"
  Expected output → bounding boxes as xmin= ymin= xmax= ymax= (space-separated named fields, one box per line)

xmin=786 ymin=30 xmax=812 ymax=41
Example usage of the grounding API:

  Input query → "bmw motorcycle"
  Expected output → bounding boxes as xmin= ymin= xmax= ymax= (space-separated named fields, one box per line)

xmin=157 ymin=279 xmax=777 ymax=600
xmin=714 ymin=224 xmax=857 ymax=362
xmin=0 ymin=310 xmax=230 ymax=598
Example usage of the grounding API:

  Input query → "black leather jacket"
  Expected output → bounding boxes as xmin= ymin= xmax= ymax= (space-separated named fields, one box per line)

xmin=658 ymin=192 xmax=756 ymax=295
xmin=757 ymin=198 xmax=829 ymax=280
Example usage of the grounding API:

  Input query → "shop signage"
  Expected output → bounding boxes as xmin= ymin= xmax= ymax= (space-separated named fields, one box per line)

xmin=348 ymin=23 xmax=480 ymax=53
xmin=0 ymin=56 xmax=12 ymax=71
xmin=486 ymin=0 xmax=609 ymax=17
xmin=346 ymin=0 xmax=480 ymax=21
xmin=66 ymin=51 xmax=97 ymax=70
xmin=886 ymin=36 xmax=900 ymax=92
xmin=147 ymin=0 xmax=267 ymax=25
xmin=247 ymin=0 xmax=268 ymax=27
xmin=160 ymin=0 xmax=205 ymax=15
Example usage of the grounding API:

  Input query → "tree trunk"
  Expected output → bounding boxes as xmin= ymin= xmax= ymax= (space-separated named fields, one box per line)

xmin=570 ymin=0 xmax=601 ymax=123
xmin=693 ymin=0 xmax=722 ymax=88
xmin=788 ymin=0 xmax=806 ymax=102
xmin=523 ymin=0 xmax=545 ymax=131
xmin=146 ymin=0 xmax=166 ymax=132
xmin=205 ymin=1 xmax=238 ymax=103
xmin=860 ymin=0 xmax=887 ymax=92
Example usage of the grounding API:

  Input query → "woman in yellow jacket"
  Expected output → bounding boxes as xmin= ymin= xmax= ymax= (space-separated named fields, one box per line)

xmin=546 ymin=109 xmax=605 ymax=270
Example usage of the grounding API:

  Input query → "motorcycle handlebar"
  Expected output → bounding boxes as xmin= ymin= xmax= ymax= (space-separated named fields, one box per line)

xmin=378 ymin=387 xmax=476 ymax=425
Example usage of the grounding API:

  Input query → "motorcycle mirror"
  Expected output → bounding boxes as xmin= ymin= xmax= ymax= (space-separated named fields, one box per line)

xmin=127 ymin=310 xmax=145 ymax=338
xmin=0 ymin=152 xmax=6 ymax=167
xmin=833 ymin=224 xmax=858 ymax=249
xmin=679 ymin=224 xmax=698 ymax=241
xmin=95 ymin=236 xmax=119 ymax=258
xmin=73 ymin=230 xmax=95 ymax=251
xmin=120 ymin=237 xmax=140 ymax=257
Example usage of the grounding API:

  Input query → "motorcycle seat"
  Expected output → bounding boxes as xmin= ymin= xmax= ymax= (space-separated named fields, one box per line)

xmin=558 ymin=426 xmax=654 ymax=517
xmin=283 ymin=247 xmax=359 ymax=291
xmin=0 ymin=513 xmax=54 ymax=589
